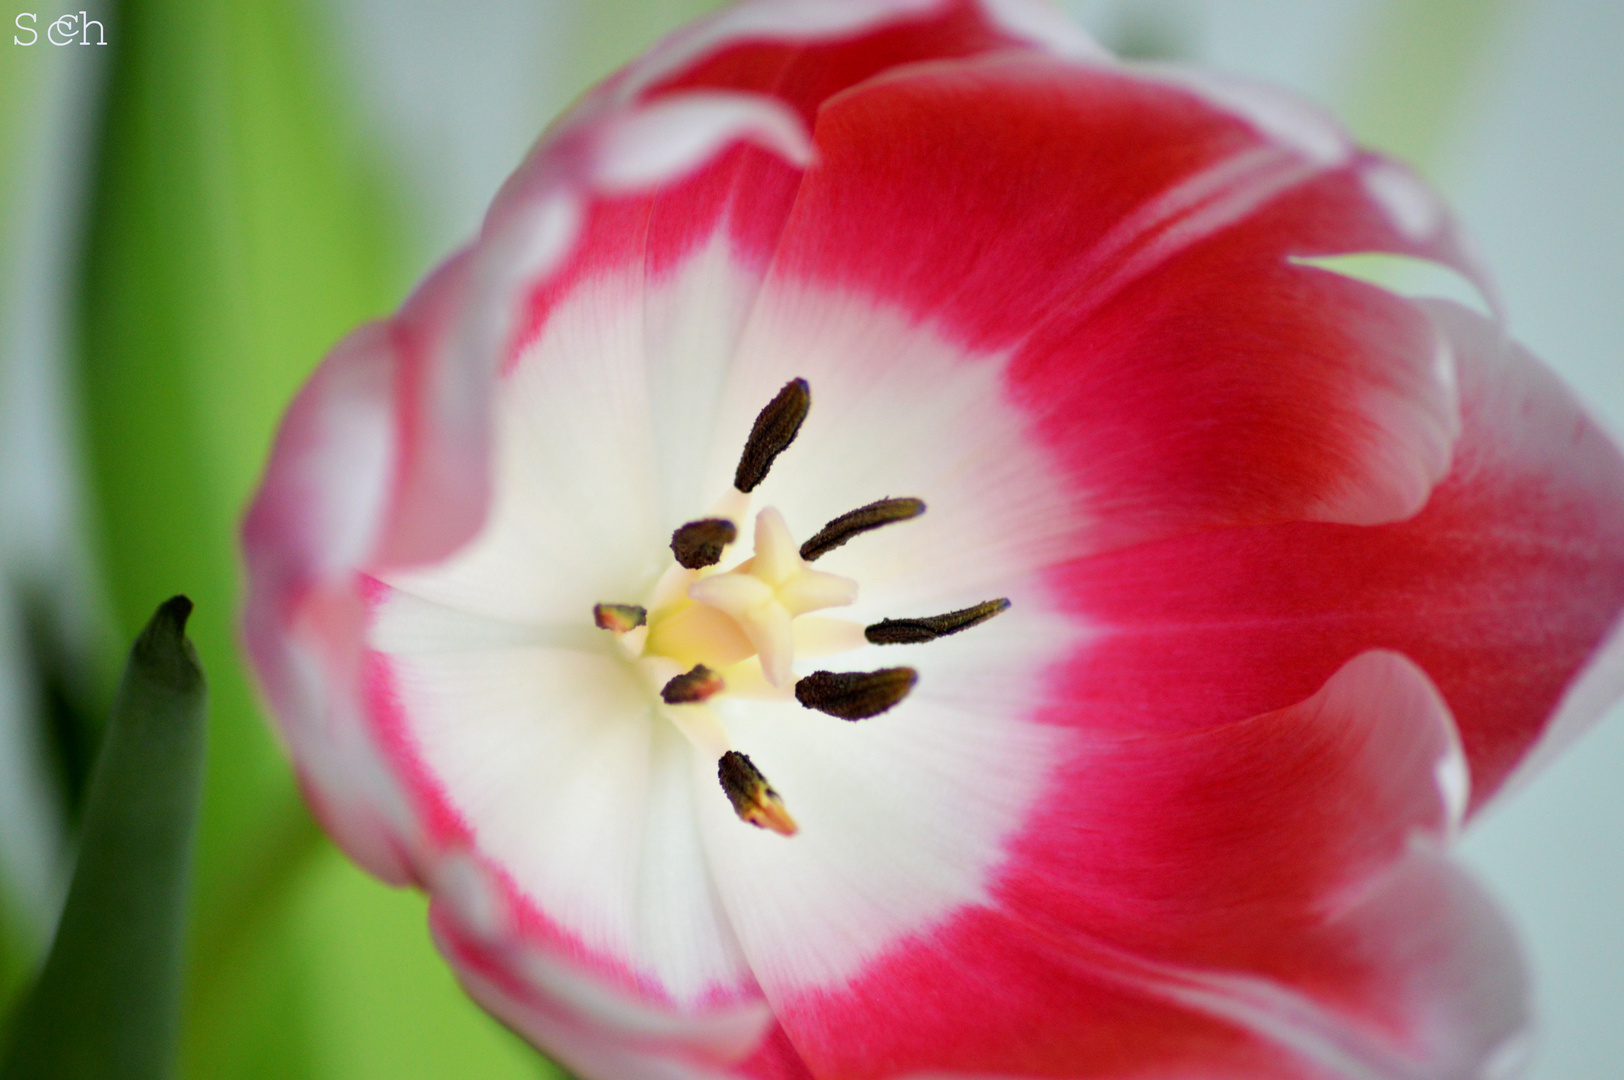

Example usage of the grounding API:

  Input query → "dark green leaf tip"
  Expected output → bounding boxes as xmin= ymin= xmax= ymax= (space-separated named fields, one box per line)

xmin=132 ymin=595 xmax=203 ymax=695
xmin=159 ymin=593 xmax=194 ymax=625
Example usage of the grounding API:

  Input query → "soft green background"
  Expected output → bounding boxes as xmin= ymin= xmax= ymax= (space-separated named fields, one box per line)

xmin=1 ymin=1 xmax=1620 ymax=1078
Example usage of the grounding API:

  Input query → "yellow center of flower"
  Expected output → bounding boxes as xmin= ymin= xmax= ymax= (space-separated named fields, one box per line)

xmin=590 ymin=378 xmax=1010 ymax=836
xmin=651 ymin=505 xmax=863 ymax=685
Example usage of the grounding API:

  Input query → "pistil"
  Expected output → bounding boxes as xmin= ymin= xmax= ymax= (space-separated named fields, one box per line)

xmin=687 ymin=508 xmax=857 ymax=687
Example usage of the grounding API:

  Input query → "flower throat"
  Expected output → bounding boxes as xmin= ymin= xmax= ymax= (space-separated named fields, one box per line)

xmin=593 ymin=379 xmax=1009 ymax=836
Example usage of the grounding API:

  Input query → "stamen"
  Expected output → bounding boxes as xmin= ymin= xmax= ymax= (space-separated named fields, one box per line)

xmin=671 ymin=518 xmax=737 ymax=569
xmin=593 ymin=603 xmax=647 ymax=632
xmin=795 ymin=668 xmax=917 ymax=720
xmin=865 ymin=599 xmax=1011 ymax=645
xmin=734 ymin=378 xmax=810 ymax=493
xmin=718 ymin=751 xmax=798 ymax=836
xmin=799 ymin=498 xmax=926 ymax=562
xmin=661 ymin=664 xmax=725 ymax=704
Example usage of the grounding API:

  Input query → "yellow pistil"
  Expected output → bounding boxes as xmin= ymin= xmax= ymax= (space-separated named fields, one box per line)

xmin=685 ymin=508 xmax=857 ymax=687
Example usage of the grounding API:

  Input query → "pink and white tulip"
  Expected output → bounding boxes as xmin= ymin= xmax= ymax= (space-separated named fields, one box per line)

xmin=241 ymin=2 xmax=1624 ymax=1078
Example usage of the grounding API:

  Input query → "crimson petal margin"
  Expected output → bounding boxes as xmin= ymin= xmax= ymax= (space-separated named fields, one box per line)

xmin=764 ymin=52 xmax=1487 ymax=551
xmin=749 ymin=652 xmax=1528 ymax=1080
xmin=434 ymin=898 xmax=816 ymax=1080
xmin=1045 ymin=301 xmax=1624 ymax=812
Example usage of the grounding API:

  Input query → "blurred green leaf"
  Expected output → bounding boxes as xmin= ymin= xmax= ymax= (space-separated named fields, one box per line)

xmin=180 ymin=865 xmax=322 ymax=1080
xmin=72 ymin=0 xmax=580 ymax=1076
xmin=0 ymin=597 xmax=206 ymax=1080
xmin=557 ymin=0 xmax=725 ymax=104
xmin=0 ymin=904 xmax=27 ymax=1036
xmin=80 ymin=0 xmax=402 ymax=968
xmin=75 ymin=0 xmax=415 ymax=1074
xmin=0 ymin=0 xmax=51 ymax=1019
xmin=1339 ymin=0 xmax=1518 ymax=174
xmin=0 ymin=5 xmax=45 ymax=238
xmin=18 ymin=595 xmax=104 ymax=828
xmin=294 ymin=846 xmax=563 ymax=1080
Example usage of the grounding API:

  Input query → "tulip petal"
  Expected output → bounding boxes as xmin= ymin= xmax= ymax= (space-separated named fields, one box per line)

xmin=356 ymin=632 xmax=804 ymax=1072
xmin=357 ymin=0 xmax=1076 ymax=625
xmin=641 ymin=0 xmax=1033 ymax=126
xmin=503 ymin=0 xmax=1051 ymax=349
xmin=765 ymin=53 xmax=1487 ymax=551
xmin=362 ymin=632 xmax=753 ymax=985
xmin=435 ymin=895 xmax=815 ymax=1080
xmin=387 ymin=1 xmax=1048 ymax=589
xmin=1047 ymin=302 xmax=1624 ymax=812
xmin=716 ymin=286 xmax=1091 ymax=623
xmin=241 ymin=311 xmax=418 ymax=887
xmin=692 ymin=603 xmax=1073 ymax=991
xmin=491 ymin=0 xmax=1065 ymax=531
xmin=703 ymin=652 xmax=1528 ymax=1079
xmin=362 ymin=568 xmax=828 ymax=1078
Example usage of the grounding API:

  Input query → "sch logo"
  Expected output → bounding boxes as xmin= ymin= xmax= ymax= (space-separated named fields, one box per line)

xmin=14 ymin=11 xmax=107 ymax=44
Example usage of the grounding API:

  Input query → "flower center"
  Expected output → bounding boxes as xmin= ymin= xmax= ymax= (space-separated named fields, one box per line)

xmin=592 ymin=379 xmax=1010 ymax=836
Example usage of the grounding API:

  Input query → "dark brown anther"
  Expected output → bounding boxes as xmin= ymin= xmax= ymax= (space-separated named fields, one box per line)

xmin=733 ymin=378 xmax=811 ymax=493
xmin=671 ymin=518 xmax=737 ymax=569
xmin=794 ymin=667 xmax=918 ymax=720
xmin=718 ymin=751 xmax=798 ymax=835
xmin=593 ymin=603 xmax=647 ymax=633
xmin=865 ymin=598 xmax=1011 ymax=645
xmin=799 ymin=497 xmax=926 ymax=562
xmin=661 ymin=664 xmax=725 ymax=705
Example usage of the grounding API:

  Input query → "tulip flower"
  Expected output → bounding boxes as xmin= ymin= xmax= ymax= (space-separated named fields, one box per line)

xmin=242 ymin=2 xmax=1624 ymax=1077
